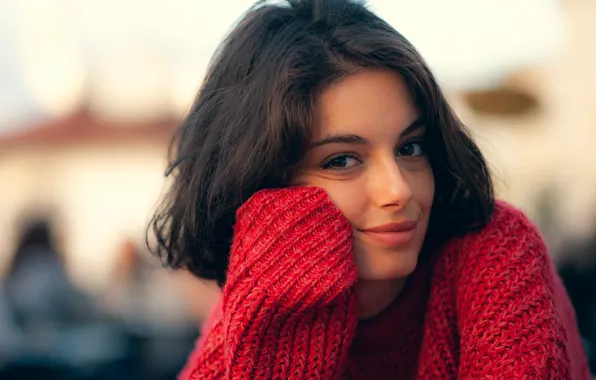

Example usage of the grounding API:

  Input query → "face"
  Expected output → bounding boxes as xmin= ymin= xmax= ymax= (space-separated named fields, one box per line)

xmin=292 ymin=69 xmax=435 ymax=280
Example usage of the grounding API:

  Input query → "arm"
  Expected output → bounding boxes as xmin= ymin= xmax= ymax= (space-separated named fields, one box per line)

xmin=456 ymin=206 xmax=590 ymax=379
xmin=182 ymin=187 xmax=359 ymax=380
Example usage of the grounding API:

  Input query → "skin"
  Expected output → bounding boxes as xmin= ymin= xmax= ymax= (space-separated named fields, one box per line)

xmin=293 ymin=69 xmax=435 ymax=319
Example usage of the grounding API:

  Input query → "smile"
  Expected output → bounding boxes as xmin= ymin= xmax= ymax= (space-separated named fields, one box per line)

xmin=359 ymin=221 xmax=417 ymax=247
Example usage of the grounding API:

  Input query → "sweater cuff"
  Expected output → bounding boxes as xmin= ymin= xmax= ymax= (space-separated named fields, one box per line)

xmin=225 ymin=186 xmax=358 ymax=311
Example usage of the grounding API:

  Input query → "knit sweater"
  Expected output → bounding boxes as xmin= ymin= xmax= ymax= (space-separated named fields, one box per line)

xmin=180 ymin=186 xmax=591 ymax=379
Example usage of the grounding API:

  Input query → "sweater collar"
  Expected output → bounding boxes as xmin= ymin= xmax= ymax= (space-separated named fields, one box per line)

xmin=351 ymin=256 xmax=431 ymax=355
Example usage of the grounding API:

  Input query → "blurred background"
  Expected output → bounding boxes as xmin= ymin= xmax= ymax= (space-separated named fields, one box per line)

xmin=0 ymin=0 xmax=595 ymax=378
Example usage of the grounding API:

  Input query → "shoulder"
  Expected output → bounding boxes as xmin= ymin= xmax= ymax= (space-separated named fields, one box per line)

xmin=444 ymin=200 xmax=547 ymax=270
xmin=434 ymin=200 xmax=557 ymax=295
xmin=469 ymin=199 xmax=543 ymax=248
xmin=179 ymin=299 xmax=224 ymax=379
xmin=484 ymin=200 xmax=542 ymax=241
xmin=437 ymin=202 xmax=591 ymax=379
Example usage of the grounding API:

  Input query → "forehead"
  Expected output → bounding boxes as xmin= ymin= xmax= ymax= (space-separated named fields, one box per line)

xmin=313 ymin=70 xmax=419 ymax=139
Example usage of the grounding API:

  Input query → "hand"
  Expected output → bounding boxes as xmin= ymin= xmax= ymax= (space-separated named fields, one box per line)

xmin=226 ymin=186 xmax=358 ymax=312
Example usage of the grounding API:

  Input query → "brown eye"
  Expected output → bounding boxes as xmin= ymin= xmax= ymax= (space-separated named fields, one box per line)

xmin=397 ymin=141 xmax=424 ymax=157
xmin=321 ymin=154 xmax=361 ymax=170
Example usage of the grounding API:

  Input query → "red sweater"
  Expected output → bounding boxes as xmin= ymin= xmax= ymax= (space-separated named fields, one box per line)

xmin=180 ymin=187 xmax=590 ymax=379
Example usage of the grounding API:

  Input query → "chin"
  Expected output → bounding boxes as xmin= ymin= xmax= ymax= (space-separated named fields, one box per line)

xmin=355 ymin=248 xmax=421 ymax=281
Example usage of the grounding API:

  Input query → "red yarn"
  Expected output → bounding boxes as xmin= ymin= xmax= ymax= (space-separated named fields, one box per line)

xmin=179 ymin=187 xmax=590 ymax=379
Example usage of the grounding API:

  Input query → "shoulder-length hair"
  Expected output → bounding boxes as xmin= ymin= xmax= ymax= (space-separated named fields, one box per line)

xmin=148 ymin=0 xmax=494 ymax=286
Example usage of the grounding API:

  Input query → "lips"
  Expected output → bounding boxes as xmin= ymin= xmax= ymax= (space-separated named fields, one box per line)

xmin=359 ymin=221 xmax=417 ymax=247
xmin=362 ymin=221 xmax=417 ymax=233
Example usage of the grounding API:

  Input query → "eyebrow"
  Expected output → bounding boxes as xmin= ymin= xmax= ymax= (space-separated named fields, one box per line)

xmin=310 ymin=117 xmax=425 ymax=149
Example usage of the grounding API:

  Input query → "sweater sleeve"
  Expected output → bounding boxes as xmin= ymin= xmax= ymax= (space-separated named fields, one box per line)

xmin=455 ymin=203 xmax=591 ymax=379
xmin=181 ymin=186 xmax=359 ymax=380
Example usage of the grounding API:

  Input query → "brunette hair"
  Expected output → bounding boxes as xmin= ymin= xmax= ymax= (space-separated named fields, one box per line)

xmin=148 ymin=0 xmax=494 ymax=286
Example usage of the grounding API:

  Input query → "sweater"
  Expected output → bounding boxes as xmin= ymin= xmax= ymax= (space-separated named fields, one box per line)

xmin=179 ymin=186 xmax=591 ymax=379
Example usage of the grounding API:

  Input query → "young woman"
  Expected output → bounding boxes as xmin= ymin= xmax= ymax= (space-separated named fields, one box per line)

xmin=149 ymin=0 xmax=590 ymax=378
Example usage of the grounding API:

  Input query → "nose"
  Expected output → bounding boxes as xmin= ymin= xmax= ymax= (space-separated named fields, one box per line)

xmin=368 ymin=158 xmax=412 ymax=210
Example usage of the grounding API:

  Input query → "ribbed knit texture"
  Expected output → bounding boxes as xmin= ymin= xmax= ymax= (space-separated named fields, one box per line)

xmin=180 ymin=187 xmax=591 ymax=380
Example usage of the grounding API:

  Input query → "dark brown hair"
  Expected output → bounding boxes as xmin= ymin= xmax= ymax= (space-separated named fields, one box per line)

xmin=148 ymin=0 xmax=494 ymax=286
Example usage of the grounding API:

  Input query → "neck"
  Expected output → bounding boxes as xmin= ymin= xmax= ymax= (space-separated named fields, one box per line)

xmin=355 ymin=277 xmax=407 ymax=320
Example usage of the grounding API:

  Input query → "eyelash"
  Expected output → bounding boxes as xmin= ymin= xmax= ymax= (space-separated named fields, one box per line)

xmin=320 ymin=139 xmax=427 ymax=171
xmin=320 ymin=153 xmax=361 ymax=170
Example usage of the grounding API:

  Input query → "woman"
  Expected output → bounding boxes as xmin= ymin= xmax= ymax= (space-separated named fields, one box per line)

xmin=149 ymin=0 xmax=590 ymax=378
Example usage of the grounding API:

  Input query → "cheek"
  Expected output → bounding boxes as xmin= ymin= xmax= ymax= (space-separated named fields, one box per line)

xmin=322 ymin=182 xmax=365 ymax=223
xmin=293 ymin=174 xmax=365 ymax=225
xmin=412 ymin=168 xmax=435 ymax=213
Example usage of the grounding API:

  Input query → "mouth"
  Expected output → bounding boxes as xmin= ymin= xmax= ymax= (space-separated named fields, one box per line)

xmin=358 ymin=221 xmax=417 ymax=247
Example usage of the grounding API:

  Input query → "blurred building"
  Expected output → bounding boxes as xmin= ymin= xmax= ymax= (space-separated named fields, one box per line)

xmin=451 ymin=0 xmax=596 ymax=260
xmin=0 ymin=113 xmax=172 ymax=291
xmin=0 ymin=111 xmax=220 ymax=325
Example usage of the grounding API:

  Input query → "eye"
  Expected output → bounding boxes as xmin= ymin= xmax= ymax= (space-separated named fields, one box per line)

xmin=321 ymin=154 xmax=361 ymax=170
xmin=397 ymin=140 xmax=425 ymax=157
